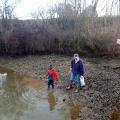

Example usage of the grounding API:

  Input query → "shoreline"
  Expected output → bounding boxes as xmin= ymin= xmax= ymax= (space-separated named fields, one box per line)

xmin=0 ymin=55 xmax=120 ymax=120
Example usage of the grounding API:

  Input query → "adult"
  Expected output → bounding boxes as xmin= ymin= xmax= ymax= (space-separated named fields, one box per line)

xmin=67 ymin=52 xmax=84 ymax=92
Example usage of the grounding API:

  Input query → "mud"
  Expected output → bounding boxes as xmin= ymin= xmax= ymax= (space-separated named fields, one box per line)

xmin=0 ymin=55 xmax=120 ymax=120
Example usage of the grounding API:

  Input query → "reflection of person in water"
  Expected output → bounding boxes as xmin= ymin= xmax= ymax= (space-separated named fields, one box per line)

xmin=47 ymin=91 xmax=56 ymax=111
xmin=68 ymin=100 xmax=79 ymax=120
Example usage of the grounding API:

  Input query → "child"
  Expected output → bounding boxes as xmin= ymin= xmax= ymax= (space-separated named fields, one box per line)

xmin=47 ymin=65 xmax=58 ymax=89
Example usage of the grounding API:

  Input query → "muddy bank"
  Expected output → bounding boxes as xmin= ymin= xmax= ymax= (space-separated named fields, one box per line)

xmin=0 ymin=55 xmax=120 ymax=120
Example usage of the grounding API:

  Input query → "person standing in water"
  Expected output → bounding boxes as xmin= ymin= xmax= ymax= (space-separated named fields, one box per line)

xmin=47 ymin=64 xmax=58 ymax=90
xmin=67 ymin=52 xmax=84 ymax=92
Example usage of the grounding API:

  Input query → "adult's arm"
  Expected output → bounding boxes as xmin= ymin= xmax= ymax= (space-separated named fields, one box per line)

xmin=70 ymin=59 xmax=74 ymax=72
xmin=79 ymin=60 xmax=84 ymax=76
xmin=71 ymin=59 xmax=74 ymax=69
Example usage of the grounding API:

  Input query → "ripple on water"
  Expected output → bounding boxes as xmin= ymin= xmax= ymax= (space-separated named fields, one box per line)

xmin=20 ymin=87 xmax=48 ymax=105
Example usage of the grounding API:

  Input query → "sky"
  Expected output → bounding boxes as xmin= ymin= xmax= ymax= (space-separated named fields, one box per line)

xmin=14 ymin=0 xmax=62 ymax=19
xmin=14 ymin=0 xmax=119 ymax=19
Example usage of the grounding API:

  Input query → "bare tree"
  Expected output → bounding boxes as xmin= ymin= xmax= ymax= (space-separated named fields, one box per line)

xmin=0 ymin=0 xmax=21 ymax=53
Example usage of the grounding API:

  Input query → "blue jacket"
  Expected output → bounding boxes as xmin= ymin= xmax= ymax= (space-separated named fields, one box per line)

xmin=71 ymin=59 xmax=84 ymax=76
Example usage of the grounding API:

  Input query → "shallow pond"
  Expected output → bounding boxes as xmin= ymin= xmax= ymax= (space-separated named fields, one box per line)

xmin=0 ymin=66 xmax=80 ymax=120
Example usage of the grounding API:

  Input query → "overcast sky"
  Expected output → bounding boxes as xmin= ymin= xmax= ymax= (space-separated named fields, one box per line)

xmin=14 ymin=0 xmax=62 ymax=19
xmin=14 ymin=0 xmax=119 ymax=19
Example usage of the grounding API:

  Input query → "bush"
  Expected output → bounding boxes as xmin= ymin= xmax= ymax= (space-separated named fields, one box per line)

xmin=0 ymin=18 xmax=119 ymax=57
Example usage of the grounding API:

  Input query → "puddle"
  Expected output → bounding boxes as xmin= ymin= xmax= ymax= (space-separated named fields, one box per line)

xmin=0 ymin=66 xmax=80 ymax=120
xmin=111 ymin=103 xmax=120 ymax=120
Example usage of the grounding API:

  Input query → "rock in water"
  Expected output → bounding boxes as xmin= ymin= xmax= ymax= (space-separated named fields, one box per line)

xmin=0 ymin=73 xmax=7 ymax=81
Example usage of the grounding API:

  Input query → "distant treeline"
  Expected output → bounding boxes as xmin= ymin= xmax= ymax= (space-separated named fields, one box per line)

xmin=0 ymin=0 xmax=120 ymax=57
xmin=0 ymin=16 xmax=120 ymax=57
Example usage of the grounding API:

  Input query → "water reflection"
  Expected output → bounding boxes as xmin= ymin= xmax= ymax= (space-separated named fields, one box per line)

xmin=48 ymin=90 xmax=56 ymax=111
xmin=0 ymin=70 xmax=28 ymax=120
xmin=67 ymin=100 xmax=80 ymax=120
xmin=0 ymin=65 xmax=80 ymax=120
xmin=111 ymin=103 xmax=120 ymax=120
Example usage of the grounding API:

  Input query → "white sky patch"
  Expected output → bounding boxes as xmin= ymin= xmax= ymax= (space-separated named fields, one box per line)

xmin=97 ymin=0 xmax=119 ymax=16
xmin=14 ymin=0 xmax=62 ymax=19
xmin=14 ymin=0 xmax=119 ymax=19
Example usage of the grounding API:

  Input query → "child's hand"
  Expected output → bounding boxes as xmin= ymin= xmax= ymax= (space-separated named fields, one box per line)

xmin=43 ymin=72 xmax=48 ymax=78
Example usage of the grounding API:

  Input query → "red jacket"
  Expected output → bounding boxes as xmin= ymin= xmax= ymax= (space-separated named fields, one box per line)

xmin=47 ymin=68 xmax=58 ymax=80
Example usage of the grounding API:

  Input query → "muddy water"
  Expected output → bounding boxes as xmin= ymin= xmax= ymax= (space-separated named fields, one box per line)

xmin=0 ymin=66 xmax=80 ymax=120
xmin=111 ymin=103 xmax=120 ymax=120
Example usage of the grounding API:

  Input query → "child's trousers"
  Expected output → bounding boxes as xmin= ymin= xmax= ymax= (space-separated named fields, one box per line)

xmin=48 ymin=79 xmax=54 ymax=89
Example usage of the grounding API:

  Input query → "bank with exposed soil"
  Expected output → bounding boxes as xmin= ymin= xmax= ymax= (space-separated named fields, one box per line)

xmin=0 ymin=55 xmax=120 ymax=120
